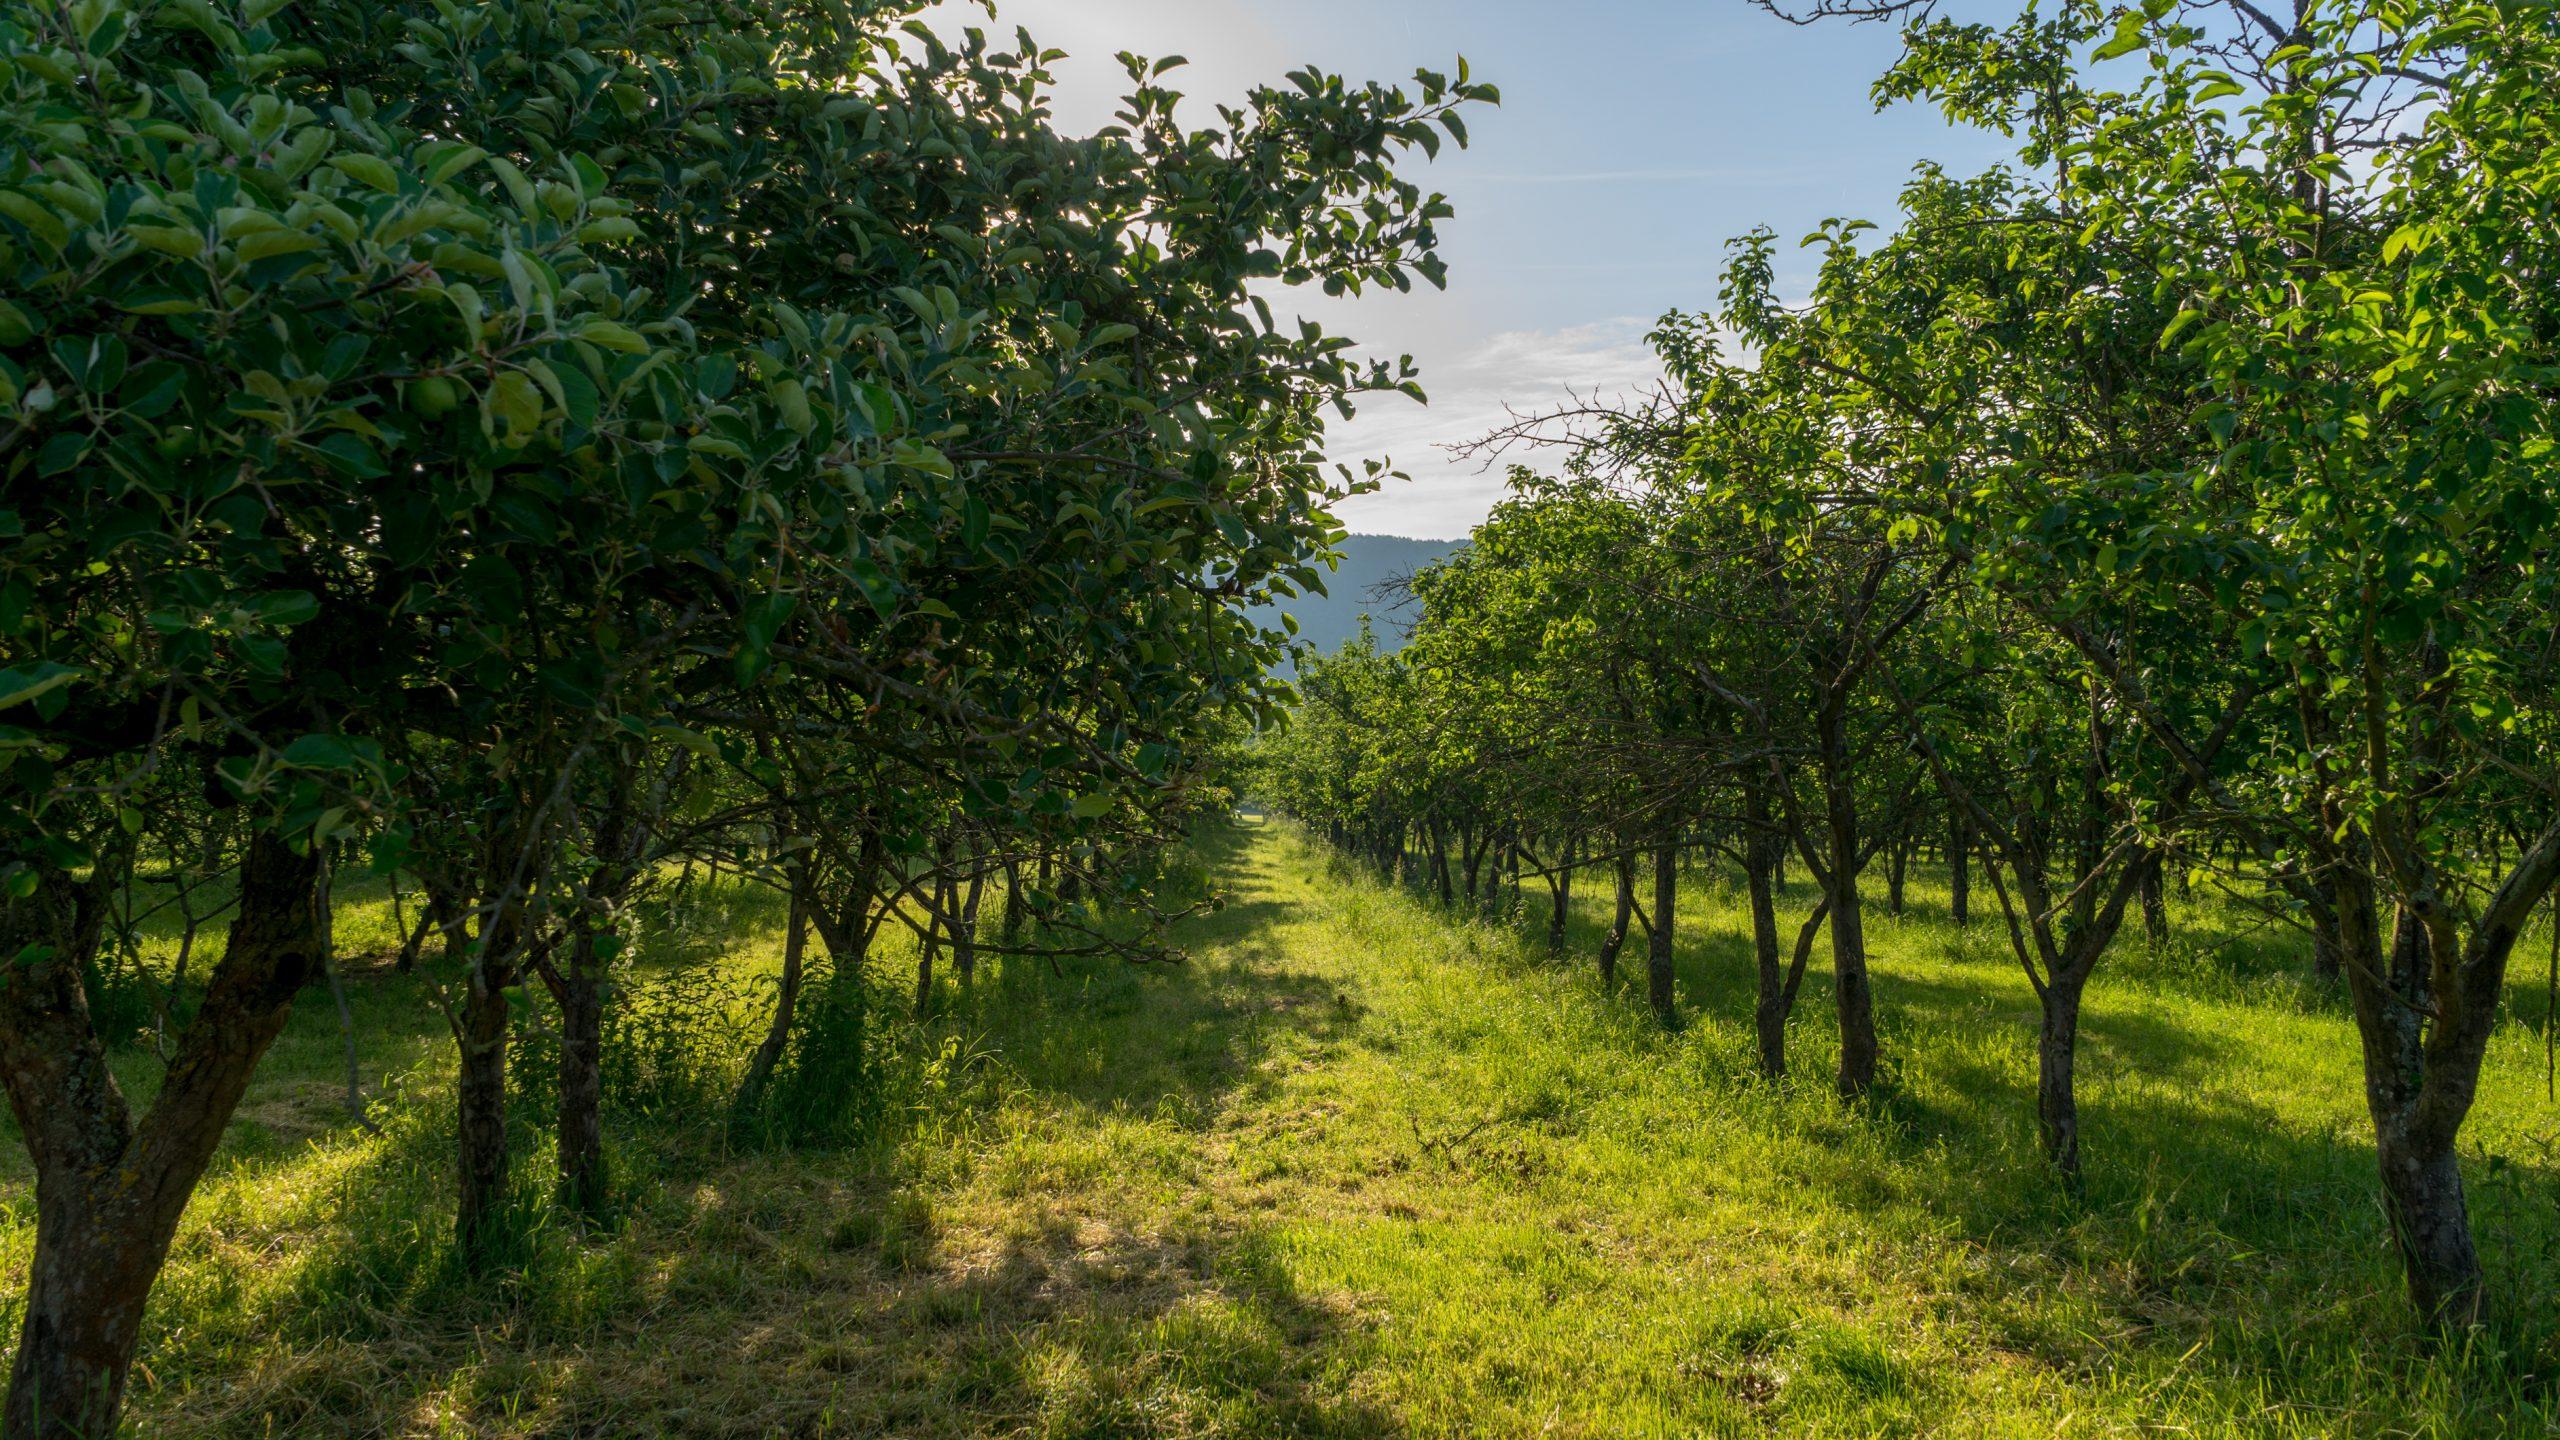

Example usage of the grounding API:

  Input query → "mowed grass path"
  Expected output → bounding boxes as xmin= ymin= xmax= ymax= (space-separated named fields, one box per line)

xmin=8 ymin=820 xmax=2560 ymax=1436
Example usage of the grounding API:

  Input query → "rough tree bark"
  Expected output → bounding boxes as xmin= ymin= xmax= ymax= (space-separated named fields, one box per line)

xmin=1745 ymin=791 xmax=1787 ymax=1076
xmin=551 ymin=925 xmax=609 ymax=1220
xmin=2308 ymin=868 xmax=2346 ymax=981
xmin=1816 ymin=697 xmax=1878 ymax=1099
xmin=1599 ymin=847 xmax=1634 ymax=988
xmin=454 ymin=847 xmax=534 ymax=1271
xmin=453 ymin=935 xmax=516 ymax=1267
xmin=2 ymin=832 xmax=323 ymax=1440
xmin=1745 ymin=785 xmax=1828 ymax=1080
xmin=2329 ymin=822 xmax=2560 ymax=1328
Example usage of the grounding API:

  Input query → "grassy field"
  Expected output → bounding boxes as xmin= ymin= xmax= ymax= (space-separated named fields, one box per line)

xmin=7 ymin=820 xmax=2560 ymax=1437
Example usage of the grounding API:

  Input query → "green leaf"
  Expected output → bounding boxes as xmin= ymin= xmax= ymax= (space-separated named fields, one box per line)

xmin=328 ymin=154 xmax=401 ymax=193
xmin=0 ymin=664 xmax=79 ymax=712
xmin=575 ymin=319 xmax=649 ymax=354
xmin=2093 ymin=12 xmax=2147 ymax=61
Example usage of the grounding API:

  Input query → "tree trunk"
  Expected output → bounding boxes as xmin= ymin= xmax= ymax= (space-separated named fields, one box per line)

xmin=1948 ymin=818 xmax=1969 ymax=928
xmin=734 ymin=879 xmax=811 ymax=1125
xmin=2335 ymin=876 xmax=2497 ymax=1328
xmin=396 ymin=898 xmax=434 ymax=975
xmin=1745 ymin=798 xmax=1787 ymax=1079
xmin=2309 ymin=870 xmax=2345 ymax=981
xmin=956 ymin=865 xmax=985 ymax=988
xmin=454 ymin=948 xmax=515 ymax=1268
xmin=399 ymin=879 xmax=466 ymax=973
xmin=2037 ymin=969 xmax=2088 ymax=1183
xmin=1819 ymin=702 xmax=1878 ymax=1099
xmin=1886 ymin=838 xmax=1908 ymax=917
xmin=3 ymin=832 xmax=323 ymax=1440
xmin=1000 ymin=859 xmax=1026 ymax=946
xmin=452 ymin=835 xmax=532 ymax=1272
xmin=1648 ymin=835 xmax=1678 ymax=1024
xmin=2376 ymin=1116 xmax=2485 ymax=1328
xmin=1600 ymin=848 xmax=1634 ymax=987
xmin=2141 ymin=861 xmax=2169 ymax=950
xmin=553 ymin=930 xmax=609 ymax=1221
xmin=914 ymin=881 xmax=942 ymax=1020
xmin=1545 ymin=837 xmax=1574 ymax=953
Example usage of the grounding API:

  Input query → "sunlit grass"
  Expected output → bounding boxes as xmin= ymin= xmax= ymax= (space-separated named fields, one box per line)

xmin=4 ymin=820 xmax=2557 ymax=1436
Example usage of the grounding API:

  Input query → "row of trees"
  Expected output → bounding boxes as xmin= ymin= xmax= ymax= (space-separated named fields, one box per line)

xmin=0 ymin=0 xmax=1493 ymax=1434
xmin=1258 ymin=0 xmax=2560 ymax=1334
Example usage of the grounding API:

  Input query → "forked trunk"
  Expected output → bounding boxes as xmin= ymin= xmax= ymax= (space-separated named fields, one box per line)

xmin=1599 ymin=849 xmax=1634 ymax=987
xmin=2330 ymin=869 xmax=2512 ymax=1329
xmin=3 ymin=833 xmax=323 ymax=1440
xmin=2334 ymin=891 xmax=2495 ymax=1328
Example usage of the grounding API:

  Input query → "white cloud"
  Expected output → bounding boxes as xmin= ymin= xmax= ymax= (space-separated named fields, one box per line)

xmin=1326 ymin=318 xmax=1666 ymax=540
xmin=909 ymin=3 xmax=1678 ymax=542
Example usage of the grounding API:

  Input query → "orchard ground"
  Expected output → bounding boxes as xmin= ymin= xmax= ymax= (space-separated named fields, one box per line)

xmin=5 ymin=820 xmax=2559 ymax=1438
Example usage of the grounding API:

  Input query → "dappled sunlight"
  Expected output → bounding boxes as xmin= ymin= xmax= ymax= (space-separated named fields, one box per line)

xmin=9 ymin=823 xmax=2560 ymax=1435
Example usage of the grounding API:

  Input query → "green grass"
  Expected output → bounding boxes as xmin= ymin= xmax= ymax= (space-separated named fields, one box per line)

xmin=7 ymin=820 xmax=2560 ymax=1436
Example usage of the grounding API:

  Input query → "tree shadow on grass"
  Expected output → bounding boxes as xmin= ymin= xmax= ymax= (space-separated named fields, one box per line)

xmin=1387 ymin=847 xmax=2560 ymax=1423
xmin=100 ymin=821 xmax=1397 ymax=1438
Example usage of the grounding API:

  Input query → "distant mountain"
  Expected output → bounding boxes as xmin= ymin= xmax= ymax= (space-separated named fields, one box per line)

xmin=1251 ymin=534 xmax=1465 ymax=674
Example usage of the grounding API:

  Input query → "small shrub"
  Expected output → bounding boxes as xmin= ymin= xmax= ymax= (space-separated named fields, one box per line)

xmin=82 ymin=951 xmax=165 ymax=1050
xmin=749 ymin=970 xmax=885 ymax=1149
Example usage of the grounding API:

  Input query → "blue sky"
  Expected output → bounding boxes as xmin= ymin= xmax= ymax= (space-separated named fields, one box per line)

xmin=923 ymin=0 xmax=2014 ymax=538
